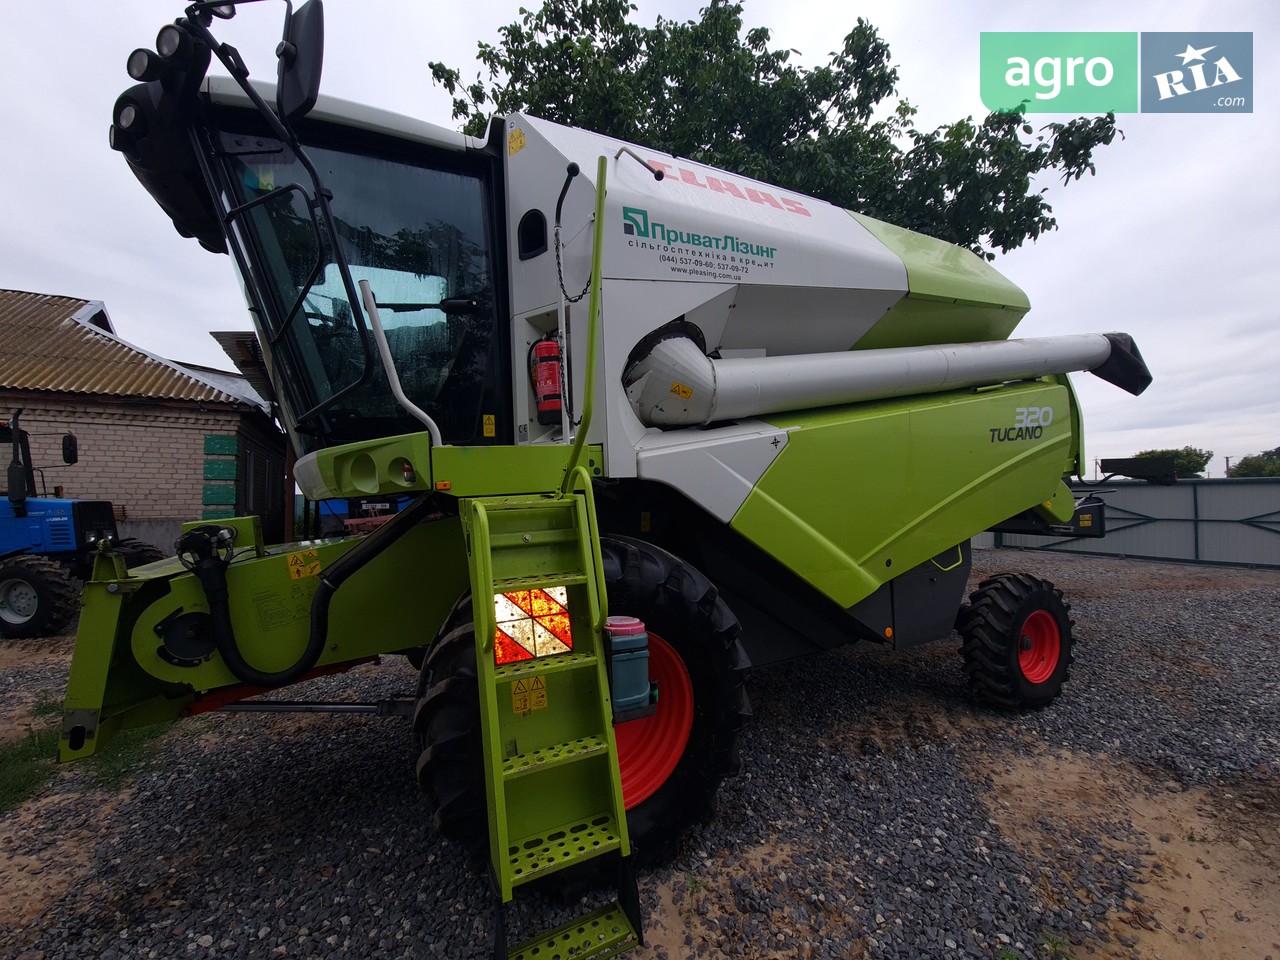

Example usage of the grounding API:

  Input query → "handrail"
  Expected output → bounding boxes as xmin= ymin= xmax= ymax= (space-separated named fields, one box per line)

xmin=570 ymin=464 xmax=609 ymax=631
xmin=359 ymin=279 xmax=444 ymax=447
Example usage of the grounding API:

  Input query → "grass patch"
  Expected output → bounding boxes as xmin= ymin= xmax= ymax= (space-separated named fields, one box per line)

xmin=0 ymin=728 xmax=61 ymax=813
xmin=30 ymin=694 xmax=64 ymax=719
xmin=0 ymin=718 xmax=174 ymax=813
xmin=88 ymin=722 xmax=171 ymax=790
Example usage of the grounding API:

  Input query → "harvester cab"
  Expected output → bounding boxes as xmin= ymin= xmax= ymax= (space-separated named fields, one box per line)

xmin=70 ymin=1 xmax=1152 ymax=956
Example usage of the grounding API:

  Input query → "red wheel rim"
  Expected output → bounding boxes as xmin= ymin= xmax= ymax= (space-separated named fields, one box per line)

xmin=614 ymin=633 xmax=693 ymax=808
xmin=1018 ymin=609 xmax=1061 ymax=684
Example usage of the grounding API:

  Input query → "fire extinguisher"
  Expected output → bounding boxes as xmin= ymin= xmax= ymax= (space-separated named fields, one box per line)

xmin=530 ymin=335 xmax=563 ymax=426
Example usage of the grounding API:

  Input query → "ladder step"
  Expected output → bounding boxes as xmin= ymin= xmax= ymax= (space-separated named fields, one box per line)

xmin=503 ymin=735 xmax=608 ymax=781
xmin=493 ymin=572 xmax=588 ymax=592
xmin=508 ymin=901 xmax=640 ymax=960
xmin=482 ymin=496 xmax=578 ymax=511
xmin=490 ymin=529 xmax=579 ymax=548
xmin=496 ymin=651 xmax=597 ymax=682
xmin=508 ymin=812 xmax=623 ymax=887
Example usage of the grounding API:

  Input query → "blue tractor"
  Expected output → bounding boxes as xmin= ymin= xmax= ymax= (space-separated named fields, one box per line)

xmin=1 ymin=410 xmax=163 ymax=638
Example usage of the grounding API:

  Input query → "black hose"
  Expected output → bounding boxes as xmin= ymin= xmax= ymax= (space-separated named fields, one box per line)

xmin=554 ymin=162 xmax=580 ymax=223
xmin=177 ymin=495 xmax=436 ymax=688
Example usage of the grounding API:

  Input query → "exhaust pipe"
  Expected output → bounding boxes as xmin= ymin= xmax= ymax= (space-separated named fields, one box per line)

xmin=624 ymin=333 xmax=1150 ymax=428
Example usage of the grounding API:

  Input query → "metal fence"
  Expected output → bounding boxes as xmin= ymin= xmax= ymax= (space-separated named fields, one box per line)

xmin=977 ymin=478 xmax=1280 ymax=568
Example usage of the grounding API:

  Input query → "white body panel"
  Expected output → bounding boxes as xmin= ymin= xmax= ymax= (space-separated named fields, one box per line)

xmin=503 ymin=114 xmax=909 ymax=360
xmin=635 ymin=422 xmax=791 ymax=522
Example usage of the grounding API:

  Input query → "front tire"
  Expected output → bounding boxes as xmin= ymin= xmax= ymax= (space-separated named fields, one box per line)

xmin=0 ymin=556 xmax=76 ymax=639
xmin=412 ymin=538 xmax=750 ymax=866
xmin=958 ymin=573 xmax=1074 ymax=708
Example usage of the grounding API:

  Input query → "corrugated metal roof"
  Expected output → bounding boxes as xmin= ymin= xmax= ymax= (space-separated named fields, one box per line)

xmin=210 ymin=330 xmax=277 ymax=407
xmin=0 ymin=289 xmax=247 ymax=406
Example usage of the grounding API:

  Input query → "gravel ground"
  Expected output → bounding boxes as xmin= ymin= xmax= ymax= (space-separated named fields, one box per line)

xmin=2 ymin=550 xmax=1277 ymax=960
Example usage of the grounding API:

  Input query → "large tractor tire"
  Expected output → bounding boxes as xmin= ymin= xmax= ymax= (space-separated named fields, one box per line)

xmin=412 ymin=537 xmax=751 ymax=866
xmin=957 ymin=573 xmax=1074 ymax=709
xmin=0 ymin=556 xmax=77 ymax=639
xmin=116 ymin=538 xmax=166 ymax=569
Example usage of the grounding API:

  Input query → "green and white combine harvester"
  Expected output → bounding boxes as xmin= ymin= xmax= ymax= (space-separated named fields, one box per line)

xmin=64 ymin=2 xmax=1152 ymax=956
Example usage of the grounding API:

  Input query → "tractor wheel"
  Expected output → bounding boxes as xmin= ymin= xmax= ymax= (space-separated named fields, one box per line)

xmin=957 ymin=573 xmax=1074 ymax=709
xmin=116 ymin=538 xmax=166 ymax=569
xmin=412 ymin=538 xmax=750 ymax=866
xmin=0 ymin=556 xmax=77 ymax=639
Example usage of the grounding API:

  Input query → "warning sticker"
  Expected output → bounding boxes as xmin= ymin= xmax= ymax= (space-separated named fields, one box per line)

xmin=287 ymin=549 xmax=321 ymax=580
xmin=531 ymin=676 xmax=548 ymax=711
xmin=511 ymin=679 xmax=531 ymax=714
xmin=669 ymin=381 xmax=693 ymax=400
xmin=483 ymin=413 xmax=496 ymax=438
xmin=508 ymin=128 xmax=526 ymax=156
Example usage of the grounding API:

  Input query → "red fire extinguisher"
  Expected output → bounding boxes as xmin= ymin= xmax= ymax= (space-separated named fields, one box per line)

xmin=530 ymin=335 xmax=563 ymax=426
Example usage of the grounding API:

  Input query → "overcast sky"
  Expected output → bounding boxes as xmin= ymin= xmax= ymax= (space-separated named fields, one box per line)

xmin=1 ymin=1 xmax=1275 ymax=472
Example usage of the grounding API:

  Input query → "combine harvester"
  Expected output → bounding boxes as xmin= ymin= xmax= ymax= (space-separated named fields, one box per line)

xmin=63 ymin=2 xmax=1150 ymax=955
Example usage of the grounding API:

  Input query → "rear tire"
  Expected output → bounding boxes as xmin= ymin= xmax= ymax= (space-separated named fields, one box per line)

xmin=958 ymin=573 xmax=1073 ymax=709
xmin=412 ymin=537 xmax=750 ymax=866
xmin=0 ymin=556 xmax=76 ymax=639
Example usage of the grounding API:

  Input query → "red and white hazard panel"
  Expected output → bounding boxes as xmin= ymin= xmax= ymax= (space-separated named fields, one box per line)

xmin=493 ymin=586 xmax=574 ymax=665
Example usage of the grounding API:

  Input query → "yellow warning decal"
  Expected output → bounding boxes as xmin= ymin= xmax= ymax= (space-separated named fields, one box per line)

xmin=483 ymin=413 xmax=496 ymax=437
xmin=531 ymin=675 xmax=548 ymax=711
xmin=287 ymin=549 xmax=321 ymax=580
xmin=508 ymin=128 xmax=526 ymax=156
xmin=512 ymin=678 xmax=531 ymax=713
xmin=670 ymin=381 xmax=694 ymax=400
xmin=1079 ymin=514 xmax=1093 ymax=527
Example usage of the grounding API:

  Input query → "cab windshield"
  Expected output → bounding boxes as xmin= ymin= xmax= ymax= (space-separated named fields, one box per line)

xmin=215 ymin=126 xmax=500 ymax=448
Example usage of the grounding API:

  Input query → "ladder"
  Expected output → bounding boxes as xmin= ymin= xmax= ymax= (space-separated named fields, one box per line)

xmin=463 ymin=480 xmax=642 ymax=960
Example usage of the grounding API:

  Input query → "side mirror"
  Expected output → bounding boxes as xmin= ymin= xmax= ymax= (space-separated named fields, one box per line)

xmin=7 ymin=462 xmax=27 ymax=503
xmin=276 ymin=0 xmax=324 ymax=124
xmin=62 ymin=433 xmax=79 ymax=465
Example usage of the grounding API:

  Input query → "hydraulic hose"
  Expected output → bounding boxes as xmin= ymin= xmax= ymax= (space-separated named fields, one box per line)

xmin=176 ymin=494 xmax=435 ymax=688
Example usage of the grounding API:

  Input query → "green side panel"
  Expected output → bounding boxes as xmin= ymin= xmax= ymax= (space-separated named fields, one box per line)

xmin=202 ymin=483 xmax=236 ymax=505
xmin=204 ymin=459 xmax=237 ymax=480
xmin=202 ymin=506 xmax=236 ymax=520
xmin=204 ymin=434 xmax=238 ymax=455
xmin=733 ymin=381 xmax=1077 ymax=608
xmin=849 ymin=211 xmax=1030 ymax=350
xmin=855 ymin=293 xmax=1024 ymax=350
xmin=60 ymin=517 xmax=470 ymax=759
xmin=433 ymin=445 xmax=604 ymax=497
xmin=307 ymin=432 xmax=607 ymax=501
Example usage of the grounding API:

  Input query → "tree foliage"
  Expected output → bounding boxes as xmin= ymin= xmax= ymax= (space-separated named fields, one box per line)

xmin=1228 ymin=447 xmax=1280 ymax=478
xmin=1134 ymin=447 xmax=1213 ymax=479
xmin=430 ymin=0 xmax=1120 ymax=259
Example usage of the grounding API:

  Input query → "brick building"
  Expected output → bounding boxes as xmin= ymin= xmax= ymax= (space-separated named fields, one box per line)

xmin=0 ymin=289 xmax=286 ymax=547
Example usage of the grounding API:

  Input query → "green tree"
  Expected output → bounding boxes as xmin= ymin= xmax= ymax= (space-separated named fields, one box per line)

xmin=430 ymin=0 xmax=1119 ymax=259
xmin=1228 ymin=447 xmax=1280 ymax=478
xmin=1134 ymin=447 xmax=1213 ymax=479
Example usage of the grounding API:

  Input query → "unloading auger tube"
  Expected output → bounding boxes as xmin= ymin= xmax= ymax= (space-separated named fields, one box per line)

xmin=174 ymin=493 xmax=437 ymax=688
xmin=624 ymin=331 xmax=1151 ymax=428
